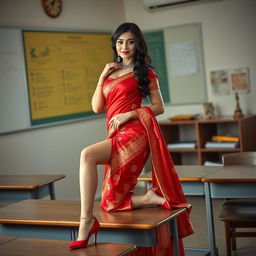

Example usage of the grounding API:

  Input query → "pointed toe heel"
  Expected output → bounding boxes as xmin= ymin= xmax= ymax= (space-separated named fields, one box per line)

xmin=68 ymin=216 xmax=100 ymax=249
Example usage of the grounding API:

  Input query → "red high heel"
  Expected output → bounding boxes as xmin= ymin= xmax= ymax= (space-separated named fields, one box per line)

xmin=161 ymin=201 xmax=170 ymax=209
xmin=68 ymin=216 xmax=100 ymax=249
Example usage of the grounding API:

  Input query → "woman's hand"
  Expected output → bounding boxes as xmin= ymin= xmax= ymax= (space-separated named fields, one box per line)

xmin=92 ymin=62 xmax=121 ymax=113
xmin=108 ymin=112 xmax=132 ymax=131
xmin=98 ymin=62 xmax=121 ymax=83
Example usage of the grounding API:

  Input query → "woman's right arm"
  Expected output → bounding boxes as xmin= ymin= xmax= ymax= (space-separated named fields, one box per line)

xmin=91 ymin=62 xmax=120 ymax=113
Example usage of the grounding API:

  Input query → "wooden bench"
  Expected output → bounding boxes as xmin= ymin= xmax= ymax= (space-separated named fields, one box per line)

xmin=0 ymin=199 xmax=186 ymax=255
xmin=0 ymin=175 xmax=65 ymax=201
xmin=0 ymin=236 xmax=136 ymax=256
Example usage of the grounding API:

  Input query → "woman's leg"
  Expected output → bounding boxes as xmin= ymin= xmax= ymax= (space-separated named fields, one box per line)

xmin=77 ymin=139 xmax=112 ymax=241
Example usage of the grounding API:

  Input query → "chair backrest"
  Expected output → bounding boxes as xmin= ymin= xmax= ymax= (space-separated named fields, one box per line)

xmin=222 ymin=152 xmax=256 ymax=165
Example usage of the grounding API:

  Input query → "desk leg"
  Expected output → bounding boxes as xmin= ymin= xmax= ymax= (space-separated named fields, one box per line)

xmin=204 ymin=182 xmax=218 ymax=256
xmin=170 ymin=218 xmax=180 ymax=256
xmin=70 ymin=227 xmax=77 ymax=241
xmin=49 ymin=183 xmax=56 ymax=200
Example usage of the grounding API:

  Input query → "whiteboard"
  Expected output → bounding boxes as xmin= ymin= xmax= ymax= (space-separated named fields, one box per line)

xmin=164 ymin=23 xmax=207 ymax=104
xmin=0 ymin=28 xmax=30 ymax=134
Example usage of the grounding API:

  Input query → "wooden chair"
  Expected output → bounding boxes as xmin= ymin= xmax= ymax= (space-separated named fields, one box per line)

xmin=219 ymin=152 xmax=256 ymax=256
xmin=222 ymin=152 xmax=256 ymax=165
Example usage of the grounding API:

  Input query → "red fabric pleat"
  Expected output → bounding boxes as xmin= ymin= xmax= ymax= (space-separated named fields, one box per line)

xmin=135 ymin=106 xmax=194 ymax=255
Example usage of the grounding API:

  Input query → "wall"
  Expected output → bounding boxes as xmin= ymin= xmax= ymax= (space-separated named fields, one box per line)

xmin=124 ymin=0 xmax=256 ymax=119
xmin=0 ymin=0 xmax=124 ymax=200
xmin=0 ymin=0 xmax=255 ymax=201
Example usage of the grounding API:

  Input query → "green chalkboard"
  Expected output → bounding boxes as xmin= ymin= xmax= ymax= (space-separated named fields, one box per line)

xmin=144 ymin=31 xmax=170 ymax=103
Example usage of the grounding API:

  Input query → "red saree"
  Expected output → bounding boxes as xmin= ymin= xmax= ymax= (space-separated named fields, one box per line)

xmin=100 ymin=68 xmax=194 ymax=255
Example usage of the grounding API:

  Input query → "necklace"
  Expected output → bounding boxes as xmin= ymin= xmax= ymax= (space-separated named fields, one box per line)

xmin=120 ymin=63 xmax=134 ymax=70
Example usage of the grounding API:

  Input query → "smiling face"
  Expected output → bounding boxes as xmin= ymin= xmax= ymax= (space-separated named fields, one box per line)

xmin=115 ymin=31 xmax=136 ymax=64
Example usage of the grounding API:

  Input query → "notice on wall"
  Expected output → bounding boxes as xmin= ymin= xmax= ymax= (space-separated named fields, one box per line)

xmin=170 ymin=41 xmax=198 ymax=77
xmin=23 ymin=31 xmax=112 ymax=125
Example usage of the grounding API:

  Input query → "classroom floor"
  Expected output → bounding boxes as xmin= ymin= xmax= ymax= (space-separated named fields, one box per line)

xmin=184 ymin=196 xmax=256 ymax=256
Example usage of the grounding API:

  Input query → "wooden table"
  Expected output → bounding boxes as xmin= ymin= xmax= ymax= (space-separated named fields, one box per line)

xmin=0 ymin=175 xmax=65 ymax=200
xmin=138 ymin=165 xmax=220 ymax=196
xmin=0 ymin=236 xmax=137 ymax=256
xmin=202 ymin=165 xmax=256 ymax=256
xmin=0 ymin=236 xmax=16 ymax=245
xmin=138 ymin=165 xmax=220 ymax=256
xmin=0 ymin=199 xmax=186 ymax=256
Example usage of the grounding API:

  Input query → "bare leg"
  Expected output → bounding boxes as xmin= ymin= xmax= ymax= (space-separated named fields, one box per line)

xmin=77 ymin=139 xmax=112 ymax=241
xmin=131 ymin=188 xmax=165 ymax=209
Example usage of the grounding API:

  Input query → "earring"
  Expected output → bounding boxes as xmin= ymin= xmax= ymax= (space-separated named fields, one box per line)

xmin=116 ymin=55 xmax=122 ymax=63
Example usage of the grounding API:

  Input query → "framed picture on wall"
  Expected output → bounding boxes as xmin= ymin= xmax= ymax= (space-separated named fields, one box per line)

xmin=230 ymin=67 xmax=250 ymax=93
xmin=210 ymin=69 xmax=229 ymax=95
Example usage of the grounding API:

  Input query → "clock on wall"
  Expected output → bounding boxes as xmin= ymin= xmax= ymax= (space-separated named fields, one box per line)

xmin=41 ymin=0 xmax=62 ymax=18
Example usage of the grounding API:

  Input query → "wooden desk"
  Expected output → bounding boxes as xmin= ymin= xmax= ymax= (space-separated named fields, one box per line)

xmin=0 ymin=237 xmax=137 ymax=256
xmin=0 ymin=175 xmax=65 ymax=200
xmin=138 ymin=165 xmax=220 ymax=196
xmin=202 ymin=165 xmax=256 ymax=256
xmin=0 ymin=236 xmax=16 ymax=245
xmin=138 ymin=165 xmax=220 ymax=256
xmin=0 ymin=199 xmax=186 ymax=255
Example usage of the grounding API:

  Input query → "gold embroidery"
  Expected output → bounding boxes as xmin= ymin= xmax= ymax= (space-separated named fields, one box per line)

xmin=113 ymin=174 xmax=120 ymax=181
xmin=106 ymin=200 xmax=114 ymax=210
xmin=103 ymin=72 xmax=134 ymax=98
xmin=111 ymin=131 xmax=148 ymax=173
xmin=131 ymin=103 xmax=137 ymax=109
xmin=131 ymin=164 xmax=137 ymax=172
xmin=136 ymin=108 xmax=169 ymax=204
xmin=115 ymin=192 xmax=123 ymax=201
xmin=149 ymin=78 xmax=160 ymax=90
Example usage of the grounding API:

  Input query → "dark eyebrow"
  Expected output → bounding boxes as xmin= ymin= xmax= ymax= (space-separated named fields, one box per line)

xmin=117 ymin=38 xmax=135 ymax=41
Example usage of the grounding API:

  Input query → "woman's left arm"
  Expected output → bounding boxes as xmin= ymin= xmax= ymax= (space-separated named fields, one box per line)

xmin=148 ymin=87 xmax=165 ymax=116
xmin=108 ymin=86 xmax=164 ymax=130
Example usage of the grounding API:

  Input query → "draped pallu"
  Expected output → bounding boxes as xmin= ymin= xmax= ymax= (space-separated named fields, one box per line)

xmin=100 ymin=69 xmax=194 ymax=255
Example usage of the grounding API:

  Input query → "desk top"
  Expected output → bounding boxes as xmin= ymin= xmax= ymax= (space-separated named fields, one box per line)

xmin=137 ymin=165 xmax=220 ymax=182
xmin=0 ymin=175 xmax=65 ymax=190
xmin=0 ymin=199 xmax=186 ymax=230
xmin=202 ymin=165 xmax=256 ymax=182
xmin=0 ymin=237 xmax=137 ymax=256
xmin=0 ymin=236 xmax=16 ymax=245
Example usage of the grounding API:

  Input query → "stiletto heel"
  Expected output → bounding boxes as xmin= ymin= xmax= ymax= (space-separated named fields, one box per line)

xmin=94 ymin=231 xmax=98 ymax=245
xmin=68 ymin=216 xmax=100 ymax=249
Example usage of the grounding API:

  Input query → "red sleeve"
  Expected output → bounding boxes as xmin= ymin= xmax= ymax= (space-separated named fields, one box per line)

xmin=148 ymin=68 xmax=160 ymax=90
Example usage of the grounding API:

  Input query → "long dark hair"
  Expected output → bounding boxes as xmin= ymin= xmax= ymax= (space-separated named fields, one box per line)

xmin=111 ymin=22 xmax=151 ymax=98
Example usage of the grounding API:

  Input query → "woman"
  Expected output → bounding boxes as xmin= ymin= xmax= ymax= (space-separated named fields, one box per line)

xmin=69 ymin=22 xmax=194 ymax=254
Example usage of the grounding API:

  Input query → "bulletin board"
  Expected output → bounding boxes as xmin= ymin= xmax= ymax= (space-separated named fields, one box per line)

xmin=0 ymin=28 xmax=112 ymax=134
xmin=144 ymin=23 xmax=207 ymax=105
xmin=23 ymin=31 xmax=112 ymax=125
